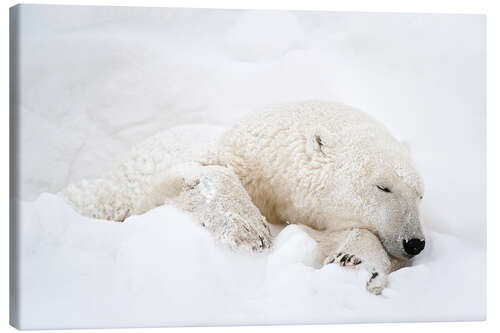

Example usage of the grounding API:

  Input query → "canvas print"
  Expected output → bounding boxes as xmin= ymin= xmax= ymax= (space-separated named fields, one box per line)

xmin=10 ymin=4 xmax=486 ymax=329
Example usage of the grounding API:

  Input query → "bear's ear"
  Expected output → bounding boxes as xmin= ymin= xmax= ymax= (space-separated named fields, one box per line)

xmin=313 ymin=134 xmax=324 ymax=153
xmin=305 ymin=127 xmax=328 ymax=156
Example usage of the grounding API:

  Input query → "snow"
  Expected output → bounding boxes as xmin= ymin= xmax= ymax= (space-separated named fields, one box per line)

xmin=13 ymin=4 xmax=485 ymax=329
xmin=17 ymin=194 xmax=484 ymax=329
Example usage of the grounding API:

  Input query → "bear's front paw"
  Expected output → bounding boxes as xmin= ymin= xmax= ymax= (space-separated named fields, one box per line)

xmin=212 ymin=214 xmax=273 ymax=253
xmin=230 ymin=223 xmax=273 ymax=252
xmin=366 ymin=271 xmax=387 ymax=295
xmin=324 ymin=252 xmax=362 ymax=267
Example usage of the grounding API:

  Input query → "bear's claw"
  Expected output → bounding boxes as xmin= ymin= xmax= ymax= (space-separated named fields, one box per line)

xmin=325 ymin=252 xmax=362 ymax=266
xmin=366 ymin=271 xmax=387 ymax=295
xmin=220 ymin=217 xmax=273 ymax=253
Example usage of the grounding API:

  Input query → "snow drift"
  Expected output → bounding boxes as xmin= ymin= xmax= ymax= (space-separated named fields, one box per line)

xmin=16 ymin=194 xmax=484 ymax=329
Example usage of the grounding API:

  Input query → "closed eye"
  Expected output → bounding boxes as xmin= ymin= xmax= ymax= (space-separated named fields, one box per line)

xmin=376 ymin=185 xmax=392 ymax=193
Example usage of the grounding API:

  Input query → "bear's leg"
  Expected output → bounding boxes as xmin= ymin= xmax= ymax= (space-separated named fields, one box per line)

xmin=302 ymin=227 xmax=391 ymax=295
xmin=62 ymin=177 xmax=133 ymax=222
xmin=139 ymin=162 xmax=273 ymax=252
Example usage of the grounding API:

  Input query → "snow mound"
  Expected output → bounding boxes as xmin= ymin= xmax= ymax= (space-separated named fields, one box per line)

xmin=16 ymin=193 xmax=485 ymax=329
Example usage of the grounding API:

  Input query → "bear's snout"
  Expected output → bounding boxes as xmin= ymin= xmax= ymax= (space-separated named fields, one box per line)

xmin=402 ymin=238 xmax=425 ymax=257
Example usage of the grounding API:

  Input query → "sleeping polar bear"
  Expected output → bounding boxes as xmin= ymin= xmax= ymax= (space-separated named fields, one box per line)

xmin=62 ymin=100 xmax=426 ymax=295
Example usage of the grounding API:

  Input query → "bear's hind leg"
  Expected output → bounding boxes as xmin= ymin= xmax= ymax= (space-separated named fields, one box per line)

xmin=61 ymin=177 xmax=133 ymax=222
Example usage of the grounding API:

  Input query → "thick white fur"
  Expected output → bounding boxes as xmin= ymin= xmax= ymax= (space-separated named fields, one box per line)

xmin=62 ymin=124 xmax=225 ymax=221
xmin=214 ymin=101 xmax=424 ymax=258
xmin=62 ymin=100 xmax=425 ymax=294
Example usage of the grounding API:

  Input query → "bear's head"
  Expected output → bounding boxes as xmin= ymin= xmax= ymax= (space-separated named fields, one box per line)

xmin=362 ymin=153 xmax=425 ymax=260
xmin=306 ymin=120 xmax=425 ymax=261
xmin=217 ymin=101 xmax=426 ymax=261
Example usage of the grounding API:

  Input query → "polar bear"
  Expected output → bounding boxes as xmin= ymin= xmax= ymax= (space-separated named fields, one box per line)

xmin=62 ymin=100 xmax=425 ymax=294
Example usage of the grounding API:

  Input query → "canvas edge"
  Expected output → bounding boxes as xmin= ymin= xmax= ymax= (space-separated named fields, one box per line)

xmin=10 ymin=3 xmax=22 ymax=330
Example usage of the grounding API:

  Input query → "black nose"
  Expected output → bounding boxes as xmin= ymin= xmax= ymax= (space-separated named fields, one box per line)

xmin=403 ymin=238 xmax=425 ymax=256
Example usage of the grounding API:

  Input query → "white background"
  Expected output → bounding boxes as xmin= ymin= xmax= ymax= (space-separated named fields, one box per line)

xmin=1 ymin=0 xmax=499 ymax=333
